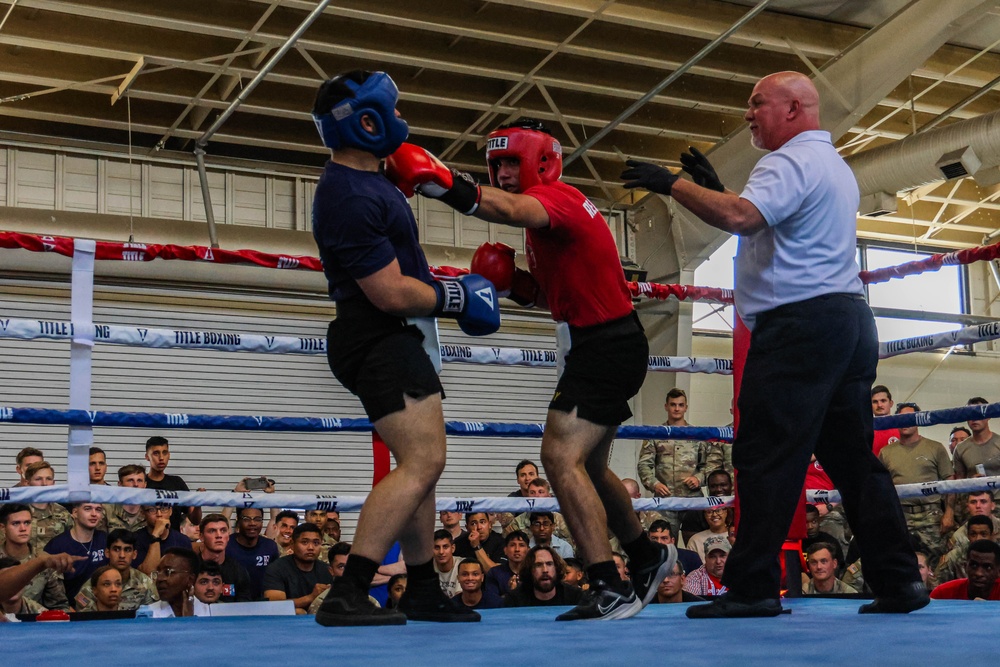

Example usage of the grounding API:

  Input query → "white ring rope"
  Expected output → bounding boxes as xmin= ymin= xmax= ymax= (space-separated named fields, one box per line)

xmin=8 ymin=314 xmax=1000 ymax=374
xmin=0 ymin=316 xmax=733 ymax=374
xmin=4 ymin=474 xmax=998 ymax=513
xmin=879 ymin=320 xmax=1000 ymax=358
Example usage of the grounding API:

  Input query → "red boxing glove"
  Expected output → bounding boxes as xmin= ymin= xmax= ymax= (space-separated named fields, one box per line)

xmin=386 ymin=143 xmax=481 ymax=214
xmin=509 ymin=267 xmax=540 ymax=308
xmin=471 ymin=242 xmax=539 ymax=308
xmin=385 ymin=142 xmax=452 ymax=198
xmin=471 ymin=242 xmax=516 ymax=295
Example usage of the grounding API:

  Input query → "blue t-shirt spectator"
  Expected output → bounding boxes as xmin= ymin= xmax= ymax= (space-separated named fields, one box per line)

xmin=226 ymin=535 xmax=280 ymax=600
xmin=452 ymin=585 xmax=504 ymax=610
xmin=44 ymin=529 xmax=108 ymax=601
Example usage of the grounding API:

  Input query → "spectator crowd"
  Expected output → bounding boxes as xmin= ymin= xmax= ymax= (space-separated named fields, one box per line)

xmin=3 ymin=386 xmax=1000 ymax=620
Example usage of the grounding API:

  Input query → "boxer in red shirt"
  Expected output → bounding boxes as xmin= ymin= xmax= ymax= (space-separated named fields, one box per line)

xmin=387 ymin=119 xmax=676 ymax=621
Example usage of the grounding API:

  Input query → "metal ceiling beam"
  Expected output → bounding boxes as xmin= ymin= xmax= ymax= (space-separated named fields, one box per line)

xmin=194 ymin=0 xmax=332 ymax=248
xmin=16 ymin=0 xmax=1000 ymax=93
xmin=565 ymin=0 xmax=771 ymax=167
xmin=159 ymin=0 xmax=282 ymax=147
xmin=438 ymin=0 xmax=618 ymax=161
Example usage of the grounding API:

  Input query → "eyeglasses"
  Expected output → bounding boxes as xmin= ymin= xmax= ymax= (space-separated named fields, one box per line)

xmin=151 ymin=567 xmax=191 ymax=579
xmin=706 ymin=509 xmax=727 ymax=516
xmin=530 ymin=521 xmax=554 ymax=528
xmin=240 ymin=516 xmax=264 ymax=523
xmin=142 ymin=507 xmax=173 ymax=514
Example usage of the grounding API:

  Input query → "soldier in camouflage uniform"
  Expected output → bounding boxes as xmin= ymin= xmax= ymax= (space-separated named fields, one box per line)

xmin=935 ymin=515 xmax=995 ymax=585
xmin=803 ymin=542 xmax=858 ymax=594
xmin=104 ymin=504 xmax=147 ymax=533
xmin=29 ymin=503 xmax=74 ymax=552
xmin=98 ymin=464 xmax=149 ymax=534
xmin=877 ymin=403 xmax=954 ymax=561
xmin=0 ymin=503 xmax=70 ymax=610
xmin=14 ymin=447 xmax=44 ymax=487
xmin=840 ymin=558 xmax=867 ymax=594
xmin=947 ymin=491 xmax=1000 ymax=551
xmin=637 ymin=389 xmax=724 ymax=537
xmin=22 ymin=461 xmax=74 ymax=551
xmin=74 ymin=528 xmax=157 ymax=610
xmin=504 ymin=478 xmax=575 ymax=549
xmin=305 ymin=509 xmax=339 ymax=548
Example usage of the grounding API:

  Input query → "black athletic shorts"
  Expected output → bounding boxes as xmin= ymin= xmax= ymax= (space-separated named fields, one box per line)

xmin=549 ymin=311 xmax=648 ymax=426
xmin=326 ymin=296 xmax=443 ymax=423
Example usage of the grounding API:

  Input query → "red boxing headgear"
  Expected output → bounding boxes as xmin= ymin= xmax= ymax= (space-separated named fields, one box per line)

xmin=485 ymin=120 xmax=562 ymax=191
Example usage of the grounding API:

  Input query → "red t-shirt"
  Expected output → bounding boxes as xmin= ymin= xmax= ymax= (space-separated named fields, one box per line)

xmin=873 ymin=428 xmax=901 ymax=456
xmin=930 ymin=578 xmax=1000 ymax=600
xmin=524 ymin=181 xmax=633 ymax=328
xmin=805 ymin=459 xmax=835 ymax=492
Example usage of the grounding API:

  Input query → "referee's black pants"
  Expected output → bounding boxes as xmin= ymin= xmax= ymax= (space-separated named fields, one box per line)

xmin=723 ymin=293 xmax=921 ymax=599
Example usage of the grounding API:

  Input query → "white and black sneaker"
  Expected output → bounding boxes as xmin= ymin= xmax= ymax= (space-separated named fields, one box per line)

xmin=632 ymin=543 xmax=678 ymax=608
xmin=555 ymin=578 xmax=643 ymax=621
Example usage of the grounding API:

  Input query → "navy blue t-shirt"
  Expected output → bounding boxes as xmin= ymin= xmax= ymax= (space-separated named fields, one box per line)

xmin=131 ymin=527 xmax=193 ymax=568
xmin=44 ymin=530 xmax=108 ymax=601
xmin=484 ymin=561 xmax=517 ymax=599
xmin=312 ymin=161 xmax=434 ymax=301
xmin=226 ymin=536 xmax=280 ymax=600
xmin=452 ymin=585 xmax=504 ymax=610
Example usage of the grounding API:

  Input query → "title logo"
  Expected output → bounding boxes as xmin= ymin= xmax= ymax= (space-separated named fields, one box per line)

xmin=475 ymin=288 xmax=495 ymax=310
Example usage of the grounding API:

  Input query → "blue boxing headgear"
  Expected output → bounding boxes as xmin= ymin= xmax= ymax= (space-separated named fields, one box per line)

xmin=311 ymin=71 xmax=409 ymax=158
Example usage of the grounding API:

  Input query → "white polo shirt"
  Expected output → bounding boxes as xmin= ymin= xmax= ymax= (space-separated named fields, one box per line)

xmin=735 ymin=130 xmax=863 ymax=329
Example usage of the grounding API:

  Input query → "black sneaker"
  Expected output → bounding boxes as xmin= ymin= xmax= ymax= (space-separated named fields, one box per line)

xmin=398 ymin=582 xmax=481 ymax=622
xmin=555 ymin=578 xmax=643 ymax=621
xmin=858 ymin=581 xmax=930 ymax=614
xmin=632 ymin=543 xmax=678 ymax=609
xmin=316 ymin=585 xmax=406 ymax=627
xmin=686 ymin=592 xmax=784 ymax=619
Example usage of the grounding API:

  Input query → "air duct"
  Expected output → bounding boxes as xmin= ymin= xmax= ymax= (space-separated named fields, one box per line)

xmin=845 ymin=108 xmax=1000 ymax=197
xmin=859 ymin=191 xmax=897 ymax=217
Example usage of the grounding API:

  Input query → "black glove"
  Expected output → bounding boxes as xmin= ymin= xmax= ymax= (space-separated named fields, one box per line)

xmin=680 ymin=146 xmax=724 ymax=192
xmin=620 ymin=160 xmax=680 ymax=196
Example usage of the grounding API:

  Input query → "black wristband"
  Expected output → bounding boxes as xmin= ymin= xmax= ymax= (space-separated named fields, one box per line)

xmin=439 ymin=170 xmax=481 ymax=215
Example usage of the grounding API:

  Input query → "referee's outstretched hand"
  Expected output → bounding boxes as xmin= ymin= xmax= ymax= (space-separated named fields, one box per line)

xmin=680 ymin=147 xmax=725 ymax=192
xmin=620 ymin=160 xmax=679 ymax=196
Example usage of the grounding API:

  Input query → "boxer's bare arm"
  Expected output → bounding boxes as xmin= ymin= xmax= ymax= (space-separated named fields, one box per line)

xmin=357 ymin=259 xmax=440 ymax=317
xmin=473 ymin=187 xmax=550 ymax=229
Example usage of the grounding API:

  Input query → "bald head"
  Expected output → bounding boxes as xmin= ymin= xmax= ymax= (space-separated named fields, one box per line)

xmin=622 ymin=478 xmax=641 ymax=499
xmin=746 ymin=71 xmax=821 ymax=150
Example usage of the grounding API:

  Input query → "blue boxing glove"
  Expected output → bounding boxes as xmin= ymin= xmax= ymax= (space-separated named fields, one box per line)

xmin=432 ymin=274 xmax=500 ymax=336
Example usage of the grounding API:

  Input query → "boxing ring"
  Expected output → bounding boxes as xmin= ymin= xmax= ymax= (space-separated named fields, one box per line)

xmin=3 ymin=231 xmax=1000 ymax=665
xmin=4 ymin=600 xmax=1000 ymax=667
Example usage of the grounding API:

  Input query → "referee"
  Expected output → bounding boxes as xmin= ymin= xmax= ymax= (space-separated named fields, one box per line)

xmin=622 ymin=71 xmax=927 ymax=618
